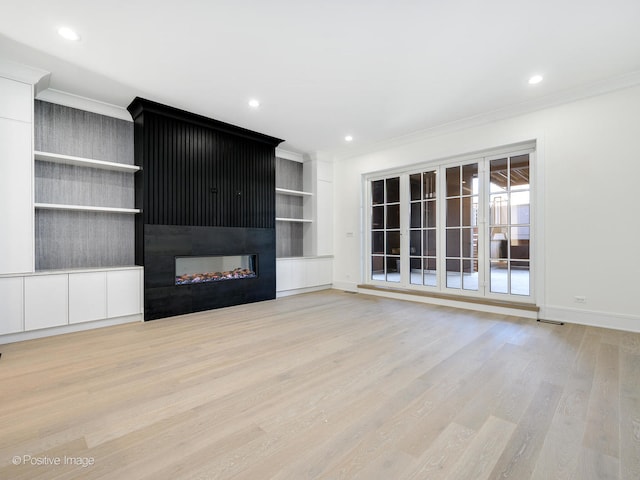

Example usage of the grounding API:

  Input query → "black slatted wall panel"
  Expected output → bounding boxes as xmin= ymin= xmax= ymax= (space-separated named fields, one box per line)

xmin=137 ymin=109 xmax=277 ymax=228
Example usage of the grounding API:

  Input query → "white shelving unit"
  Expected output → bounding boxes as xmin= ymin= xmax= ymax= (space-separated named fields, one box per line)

xmin=275 ymin=217 xmax=313 ymax=223
xmin=35 ymin=151 xmax=140 ymax=173
xmin=275 ymin=187 xmax=312 ymax=197
xmin=34 ymin=203 xmax=140 ymax=214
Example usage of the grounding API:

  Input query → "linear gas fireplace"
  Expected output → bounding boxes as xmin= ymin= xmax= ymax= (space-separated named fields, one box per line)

xmin=175 ymin=255 xmax=257 ymax=285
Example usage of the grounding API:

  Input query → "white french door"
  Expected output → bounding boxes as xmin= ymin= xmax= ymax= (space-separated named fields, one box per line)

xmin=367 ymin=147 xmax=534 ymax=302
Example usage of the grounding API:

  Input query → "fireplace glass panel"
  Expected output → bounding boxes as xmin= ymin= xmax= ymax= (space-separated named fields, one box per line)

xmin=175 ymin=255 xmax=257 ymax=285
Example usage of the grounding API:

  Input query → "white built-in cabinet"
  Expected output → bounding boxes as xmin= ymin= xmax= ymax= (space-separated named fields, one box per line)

xmin=0 ymin=76 xmax=34 ymax=274
xmin=275 ymin=151 xmax=333 ymax=295
xmin=1 ymin=267 xmax=142 ymax=336
xmin=0 ymin=277 xmax=24 ymax=335
xmin=25 ymin=274 xmax=69 ymax=330
xmin=0 ymin=71 xmax=144 ymax=343
xmin=69 ymin=271 xmax=107 ymax=324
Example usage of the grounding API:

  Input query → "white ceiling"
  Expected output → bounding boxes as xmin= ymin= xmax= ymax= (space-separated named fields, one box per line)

xmin=1 ymin=0 xmax=640 ymax=155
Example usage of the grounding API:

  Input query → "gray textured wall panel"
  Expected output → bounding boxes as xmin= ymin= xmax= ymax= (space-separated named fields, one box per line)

xmin=275 ymin=157 xmax=303 ymax=190
xmin=276 ymin=222 xmax=304 ymax=258
xmin=35 ymin=210 xmax=135 ymax=270
xmin=34 ymin=100 xmax=133 ymax=164
xmin=35 ymin=162 xmax=134 ymax=208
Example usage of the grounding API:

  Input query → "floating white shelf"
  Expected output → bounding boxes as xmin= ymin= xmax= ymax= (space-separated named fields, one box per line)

xmin=276 ymin=217 xmax=313 ymax=223
xmin=275 ymin=187 xmax=312 ymax=197
xmin=35 ymin=151 xmax=141 ymax=173
xmin=35 ymin=203 xmax=141 ymax=214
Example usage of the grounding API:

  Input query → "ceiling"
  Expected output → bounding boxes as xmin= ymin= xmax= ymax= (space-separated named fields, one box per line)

xmin=1 ymin=0 xmax=640 ymax=155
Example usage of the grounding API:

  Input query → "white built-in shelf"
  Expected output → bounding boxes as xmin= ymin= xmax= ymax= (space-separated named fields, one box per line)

xmin=276 ymin=217 xmax=313 ymax=223
xmin=35 ymin=151 xmax=141 ymax=173
xmin=35 ymin=203 xmax=141 ymax=214
xmin=275 ymin=187 xmax=312 ymax=197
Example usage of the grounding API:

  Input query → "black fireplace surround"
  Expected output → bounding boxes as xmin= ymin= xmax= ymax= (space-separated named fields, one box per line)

xmin=128 ymin=97 xmax=283 ymax=320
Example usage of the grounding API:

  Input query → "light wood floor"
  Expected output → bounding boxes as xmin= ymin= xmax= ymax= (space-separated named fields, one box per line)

xmin=1 ymin=290 xmax=639 ymax=479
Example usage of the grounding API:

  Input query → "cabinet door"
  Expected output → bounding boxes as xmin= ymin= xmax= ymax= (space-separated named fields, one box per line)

xmin=107 ymin=269 xmax=142 ymax=318
xmin=69 ymin=272 xmax=107 ymax=324
xmin=0 ymin=118 xmax=33 ymax=274
xmin=0 ymin=277 xmax=24 ymax=335
xmin=24 ymin=275 xmax=68 ymax=331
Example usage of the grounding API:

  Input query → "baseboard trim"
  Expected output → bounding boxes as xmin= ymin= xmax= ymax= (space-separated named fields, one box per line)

xmin=0 ymin=314 xmax=143 ymax=345
xmin=276 ymin=284 xmax=332 ymax=298
xmin=542 ymin=306 xmax=640 ymax=333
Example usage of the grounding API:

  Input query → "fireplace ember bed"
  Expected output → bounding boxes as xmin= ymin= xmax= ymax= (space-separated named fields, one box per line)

xmin=175 ymin=255 xmax=258 ymax=286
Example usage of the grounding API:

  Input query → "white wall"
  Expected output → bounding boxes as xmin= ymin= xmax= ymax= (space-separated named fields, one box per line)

xmin=331 ymin=84 xmax=640 ymax=332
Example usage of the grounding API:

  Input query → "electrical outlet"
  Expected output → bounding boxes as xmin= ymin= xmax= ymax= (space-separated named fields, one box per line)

xmin=574 ymin=295 xmax=586 ymax=304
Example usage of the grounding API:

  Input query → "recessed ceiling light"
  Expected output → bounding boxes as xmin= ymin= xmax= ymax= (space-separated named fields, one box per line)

xmin=528 ymin=74 xmax=543 ymax=85
xmin=345 ymin=135 xmax=353 ymax=142
xmin=58 ymin=26 xmax=80 ymax=41
xmin=248 ymin=99 xmax=260 ymax=108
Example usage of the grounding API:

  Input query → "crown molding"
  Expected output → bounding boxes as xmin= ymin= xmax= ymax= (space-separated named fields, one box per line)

xmin=275 ymin=148 xmax=305 ymax=163
xmin=329 ymin=70 xmax=640 ymax=162
xmin=0 ymin=58 xmax=50 ymax=91
xmin=36 ymin=88 xmax=133 ymax=121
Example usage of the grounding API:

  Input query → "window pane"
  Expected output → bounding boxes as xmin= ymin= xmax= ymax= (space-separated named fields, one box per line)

xmin=424 ymin=171 xmax=437 ymax=199
xmin=490 ymin=193 xmax=508 ymax=225
xmin=490 ymin=260 xmax=508 ymax=293
xmin=372 ymin=180 xmax=384 ymax=204
xmin=425 ymin=200 xmax=436 ymax=228
xmin=446 ymin=166 xmax=460 ymax=197
xmin=386 ymin=177 xmax=400 ymax=203
xmin=446 ymin=259 xmax=461 ymax=289
xmin=372 ymin=206 xmax=384 ymax=229
xmin=446 ymin=229 xmax=460 ymax=257
xmin=425 ymin=257 xmax=437 ymax=286
xmin=446 ymin=198 xmax=461 ymax=227
xmin=462 ymin=259 xmax=478 ymax=290
xmin=424 ymin=229 xmax=436 ymax=256
xmin=462 ymin=164 xmax=478 ymax=195
xmin=490 ymin=158 xmax=508 ymax=193
xmin=386 ymin=231 xmax=400 ymax=255
xmin=410 ymin=202 xmax=421 ymax=228
xmin=510 ymin=154 xmax=529 ymax=190
xmin=371 ymin=256 xmax=384 ymax=280
xmin=490 ymin=227 xmax=509 ymax=259
xmin=386 ymin=257 xmax=400 ymax=282
xmin=410 ymin=258 xmax=422 ymax=285
xmin=462 ymin=228 xmax=474 ymax=258
xmin=410 ymin=230 xmax=422 ymax=256
xmin=410 ymin=174 xmax=422 ymax=201
xmin=371 ymin=231 xmax=384 ymax=254
xmin=511 ymin=261 xmax=530 ymax=295
xmin=510 ymin=227 xmax=530 ymax=259
xmin=386 ymin=204 xmax=400 ymax=228
xmin=510 ymin=191 xmax=530 ymax=224
xmin=462 ymin=196 xmax=478 ymax=226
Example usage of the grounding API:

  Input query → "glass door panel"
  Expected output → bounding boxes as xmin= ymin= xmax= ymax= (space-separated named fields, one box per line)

xmin=489 ymin=154 xmax=531 ymax=296
xmin=409 ymin=170 xmax=437 ymax=286
xmin=445 ymin=163 xmax=478 ymax=291
xmin=370 ymin=177 xmax=401 ymax=283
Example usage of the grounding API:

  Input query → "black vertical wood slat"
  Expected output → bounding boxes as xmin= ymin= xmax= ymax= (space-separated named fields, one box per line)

xmin=129 ymin=98 xmax=282 ymax=227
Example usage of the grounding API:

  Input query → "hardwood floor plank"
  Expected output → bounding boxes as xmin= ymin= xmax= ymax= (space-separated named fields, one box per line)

xmin=583 ymin=342 xmax=620 ymax=458
xmin=444 ymin=416 xmax=517 ymax=480
xmin=0 ymin=290 xmax=635 ymax=479
xmin=488 ymin=380 xmax=563 ymax=479
xmin=619 ymin=348 xmax=640 ymax=480
xmin=570 ymin=447 xmax=619 ymax=480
